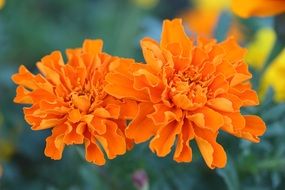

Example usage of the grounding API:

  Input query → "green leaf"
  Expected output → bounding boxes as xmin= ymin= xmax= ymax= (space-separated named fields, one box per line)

xmin=217 ymin=157 xmax=240 ymax=190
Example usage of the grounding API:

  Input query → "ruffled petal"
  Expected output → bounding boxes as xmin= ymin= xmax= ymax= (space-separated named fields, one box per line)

xmin=118 ymin=99 xmax=138 ymax=119
xmin=189 ymin=106 xmax=224 ymax=131
xmin=207 ymin=98 xmax=234 ymax=112
xmin=148 ymin=104 xmax=182 ymax=125
xmin=44 ymin=125 xmax=68 ymax=160
xmin=14 ymin=86 xmax=33 ymax=104
xmin=221 ymin=112 xmax=246 ymax=132
xmin=220 ymin=37 xmax=246 ymax=64
xmin=82 ymin=39 xmax=103 ymax=55
xmin=37 ymin=52 xmax=64 ymax=86
xmin=125 ymin=103 xmax=157 ymax=143
xmin=95 ymin=120 xmax=126 ymax=159
xmin=12 ymin=65 xmax=53 ymax=92
xmin=63 ymin=122 xmax=85 ymax=145
xmin=85 ymin=134 xmax=106 ymax=165
xmin=133 ymin=69 xmax=164 ymax=103
xmin=215 ymin=60 xmax=236 ymax=79
xmin=195 ymin=127 xmax=227 ymax=169
xmin=208 ymin=74 xmax=229 ymax=97
xmin=161 ymin=19 xmax=192 ymax=56
xmin=24 ymin=105 xmax=66 ymax=130
xmin=233 ymin=115 xmax=266 ymax=143
xmin=174 ymin=119 xmax=194 ymax=162
xmin=105 ymin=72 xmax=149 ymax=101
xmin=140 ymin=38 xmax=164 ymax=74
xmin=150 ymin=120 xmax=183 ymax=157
xmin=230 ymin=83 xmax=259 ymax=106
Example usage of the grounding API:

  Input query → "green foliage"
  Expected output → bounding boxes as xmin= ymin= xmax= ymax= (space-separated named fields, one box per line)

xmin=0 ymin=0 xmax=285 ymax=190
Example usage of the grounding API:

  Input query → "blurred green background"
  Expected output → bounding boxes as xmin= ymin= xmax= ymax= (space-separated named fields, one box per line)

xmin=1 ymin=0 xmax=285 ymax=189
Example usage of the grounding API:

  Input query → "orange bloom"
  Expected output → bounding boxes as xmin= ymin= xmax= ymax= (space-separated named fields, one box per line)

xmin=232 ymin=0 xmax=285 ymax=18
xmin=12 ymin=40 xmax=137 ymax=165
xmin=105 ymin=19 xmax=266 ymax=169
xmin=181 ymin=0 xmax=229 ymax=37
xmin=183 ymin=9 xmax=220 ymax=37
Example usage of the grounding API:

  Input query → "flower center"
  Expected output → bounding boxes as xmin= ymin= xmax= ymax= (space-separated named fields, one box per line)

xmin=168 ymin=66 xmax=213 ymax=110
xmin=71 ymin=93 xmax=90 ymax=112
xmin=65 ymin=83 xmax=105 ymax=114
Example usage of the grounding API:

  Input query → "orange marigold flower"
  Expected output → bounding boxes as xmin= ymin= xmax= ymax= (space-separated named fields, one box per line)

xmin=183 ymin=9 xmax=220 ymax=37
xmin=105 ymin=19 xmax=266 ymax=169
xmin=232 ymin=0 xmax=285 ymax=18
xmin=12 ymin=40 xmax=137 ymax=165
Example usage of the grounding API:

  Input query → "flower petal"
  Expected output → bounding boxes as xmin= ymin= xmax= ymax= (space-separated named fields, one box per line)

xmin=12 ymin=65 xmax=53 ymax=92
xmin=125 ymin=103 xmax=157 ymax=143
xmin=221 ymin=112 xmax=246 ymax=132
xmin=220 ymin=37 xmax=246 ymax=64
xmin=85 ymin=135 xmax=106 ymax=165
xmin=148 ymin=104 xmax=182 ymax=125
xmin=82 ymin=39 xmax=103 ymax=55
xmin=105 ymin=72 xmax=149 ymax=101
xmin=161 ymin=19 xmax=192 ymax=56
xmin=63 ymin=122 xmax=85 ymax=145
xmin=195 ymin=128 xmax=227 ymax=169
xmin=189 ymin=106 xmax=224 ymax=131
xmin=118 ymin=99 xmax=138 ymax=119
xmin=44 ymin=125 xmax=68 ymax=160
xmin=207 ymin=98 xmax=234 ymax=112
xmin=150 ymin=120 xmax=183 ymax=157
xmin=140 ymin=38 xmax=164 ymax=74
xmin=234 ymin=115 xmax=266 ymax=143
xmin=96 ymin=120 xmax=126 ymax=159
xmin=174 ymin=120 xmax=195 ymax=162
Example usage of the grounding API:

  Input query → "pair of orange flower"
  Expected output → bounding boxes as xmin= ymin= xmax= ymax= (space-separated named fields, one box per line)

xmin=12 ymin=19 xmax=266 ymax=169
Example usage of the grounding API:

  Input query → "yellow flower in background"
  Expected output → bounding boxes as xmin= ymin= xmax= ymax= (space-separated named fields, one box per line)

xmin=0 ymin=165 xmax=3 ymax=179
xmin=260 ymin=49 xmax=285 ymax=102
xmin=232 ymin=0 xmax=285 ymax=18
xmin=0 ymin=140 xmax=14 ymax=160
xmin=193 ymin=0 xmax=230 ymax=10
xmin=132 ymin=0 xmax=159 ymax=9
xmin=186 ymin=0 xmax=285 ymax=30
xmin=246 ymin=28 xmax=276 ymax=70
xmin=0 ymin=0 xmax=5 ymax=9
